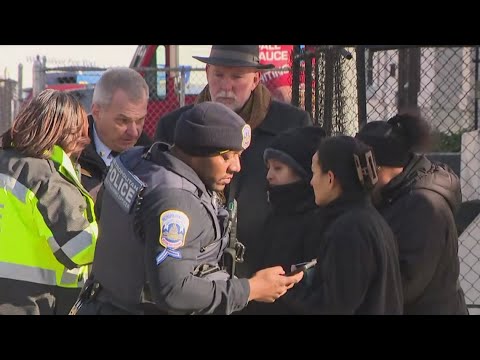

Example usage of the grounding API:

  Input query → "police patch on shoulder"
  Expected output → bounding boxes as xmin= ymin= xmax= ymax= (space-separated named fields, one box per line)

xmin=159 ymin=210 xmax=189 ymax=249
xmin=241 ymin=124 xmax=251 ymax=149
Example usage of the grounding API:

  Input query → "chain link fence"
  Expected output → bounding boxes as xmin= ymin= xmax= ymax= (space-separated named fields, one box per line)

xmin=360 ymin=46 xmax=476 ymax=143
xmin=359 ymin=46 xmax=480 ymax=308
xmin=132 ymin=67 xmax=207 ymax=137
xmin=291 ymin=45 xmax=480 ymax=309
xmin=291 ymin=46 xmax=359 ymax=136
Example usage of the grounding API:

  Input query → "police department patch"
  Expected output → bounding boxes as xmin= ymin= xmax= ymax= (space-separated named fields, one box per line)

xmin=159 ymin=210 xmax=189 ymax=249
xmin=241 ymin=124 xmax=251 ymax=149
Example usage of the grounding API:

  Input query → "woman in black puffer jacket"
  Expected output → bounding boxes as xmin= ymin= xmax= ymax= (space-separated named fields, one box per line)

xmin=357 ymin=113 xmax=468 ymax=315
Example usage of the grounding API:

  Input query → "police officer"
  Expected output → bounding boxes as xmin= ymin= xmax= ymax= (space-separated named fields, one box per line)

xmin=73 ymin=101 xmax=303 ymax=315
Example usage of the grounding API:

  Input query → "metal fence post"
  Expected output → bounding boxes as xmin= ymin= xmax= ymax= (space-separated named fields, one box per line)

xmin=323 ymin=48 xmax=335 ymax=135
xmin=32 ymin=55 xmax=46 ymax=97
xmin=314 ymin=53 xmax=320 ymax=125
xmin=398 ymin=48 xmax=420 ymax=112
xmin=16 ymin=63 xmax=23 ymax=117
xmin=304 ymin=51 xmax=313 ymax=121
xmin=179 ymin=66 xmax=186 ymax=107
xmin=356 ymin=46 xmax=367 ymax=130
xmin=474 ymin=46 xmax=479 ymax=130
xmin=291 ymin=45 xmax=301 ymax=108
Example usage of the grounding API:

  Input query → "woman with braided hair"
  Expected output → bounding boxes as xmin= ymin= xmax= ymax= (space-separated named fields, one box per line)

xmin=357 ymin=112 xmax=468 ymax=315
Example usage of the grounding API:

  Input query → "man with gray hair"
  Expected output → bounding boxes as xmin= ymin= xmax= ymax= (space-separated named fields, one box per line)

xmin=78 ymin=67 xmax=152 ymax=203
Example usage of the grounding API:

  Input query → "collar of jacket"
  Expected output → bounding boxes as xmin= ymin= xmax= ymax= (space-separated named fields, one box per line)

xmin=380 ymin=153 xmax=428 ymax=205
xmin=78 ymin=115 xmax=107 ymax=170
xmin=80 ymin=115 xmax=153 ymax=172
xmin=379 ymin=153 xmax=461 ymax=211
xmin=267 ymin=181 xmax=316 ymax=215
xmin=196 ymin=85 xmax=289 ymax=136
xmin=321 ymin=192 xmax=371 ymax=221
xmin=50 ymin=145 xmax=90 ymax=196
xmin=255 ymin=100 xmax=292 ymax=135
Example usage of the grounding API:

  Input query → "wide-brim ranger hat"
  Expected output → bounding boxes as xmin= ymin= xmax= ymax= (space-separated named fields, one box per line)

xmin=193 ymin=45 xmax=275 ymax=70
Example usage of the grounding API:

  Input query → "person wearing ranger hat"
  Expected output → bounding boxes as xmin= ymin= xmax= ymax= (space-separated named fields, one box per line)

xmin=73 ymin=101 xmax=304 ymax=316
xmin=155 ymin=45 xmax=312 ymax=279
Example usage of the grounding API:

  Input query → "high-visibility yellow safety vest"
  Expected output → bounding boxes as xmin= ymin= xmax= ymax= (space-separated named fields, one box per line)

xmin=0 ymin=145 xmax=98 ymax=288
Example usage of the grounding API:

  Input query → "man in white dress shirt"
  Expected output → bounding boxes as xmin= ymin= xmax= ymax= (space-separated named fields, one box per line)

xmin=78 ymin=67 xmax=152 ymax=203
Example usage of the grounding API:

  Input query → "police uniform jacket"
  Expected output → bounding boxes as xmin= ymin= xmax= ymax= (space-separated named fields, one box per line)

xmin=88 ymin=144 xmax=250 ymax=315
xmin=283 ymin=194 xmax=404 ymax=315
xmin=155 ymin=100 xmax=311 ymax=278
xmin=376 ymin=154 xmax=468 ymax=315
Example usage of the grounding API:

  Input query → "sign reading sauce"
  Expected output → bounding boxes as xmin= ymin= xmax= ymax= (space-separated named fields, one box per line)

xmin=259 ymin=45 xmax=293 ymax=90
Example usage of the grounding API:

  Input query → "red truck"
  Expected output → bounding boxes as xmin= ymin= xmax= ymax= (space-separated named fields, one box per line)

xmin=129 ymin=45 xmax=211 ymax=137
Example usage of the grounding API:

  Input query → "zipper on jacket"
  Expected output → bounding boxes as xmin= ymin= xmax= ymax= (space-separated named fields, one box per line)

xmin=200 ymin=240 xmax=220 ymax=253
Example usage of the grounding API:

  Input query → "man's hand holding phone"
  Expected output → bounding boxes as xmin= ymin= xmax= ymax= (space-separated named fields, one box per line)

xmin=248 ymin=266 xmax=304 ymax=303
xmin=285 ymin=259 xmax=317 ymax=277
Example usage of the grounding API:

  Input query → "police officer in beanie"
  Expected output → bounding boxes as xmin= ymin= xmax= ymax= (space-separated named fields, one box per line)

xmin=155 ymin=45 xmax=312 ymax=278
xmin=72 ymin=102 xmax=303 ymax=315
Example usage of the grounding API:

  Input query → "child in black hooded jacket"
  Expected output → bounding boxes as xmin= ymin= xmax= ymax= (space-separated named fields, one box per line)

xmin=244 ymin=126 xmax=325 ymax=314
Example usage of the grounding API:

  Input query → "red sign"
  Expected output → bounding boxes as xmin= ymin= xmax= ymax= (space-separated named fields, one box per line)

xmin=259 ymin=45 xmax=293 ymax=90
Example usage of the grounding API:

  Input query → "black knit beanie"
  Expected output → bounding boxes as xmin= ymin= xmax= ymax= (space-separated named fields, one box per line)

xmin=263 ymin=126 xmax=326 ymax=181
xmin=174 ymin=102 xmax=251 ymax=156
xmin=356 ymin=120 xmax=410 ymax=167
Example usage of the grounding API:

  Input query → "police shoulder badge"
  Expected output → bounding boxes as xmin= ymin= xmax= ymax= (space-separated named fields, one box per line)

xmin=241 ymin=124 xmax=251 ymax=150
xmin=159 ymin=210 xmax=190 ymax=249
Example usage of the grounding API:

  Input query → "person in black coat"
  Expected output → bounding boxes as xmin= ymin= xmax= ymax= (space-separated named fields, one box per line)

xmin=78 ymin=67 xmax=152 ymax=204
xmin=357 ymin=113 xmax=468 ymax=315
xmin=283 ymin=136 xmax=404 ymax=315
xmin=242 ymin=126 xmax=326 ymax=315
xmin=154 ymin=45 xmax=312 ymax=278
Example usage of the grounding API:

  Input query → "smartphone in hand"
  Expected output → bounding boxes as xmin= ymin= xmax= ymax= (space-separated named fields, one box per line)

xmin=284 ymin=259 xmax=317 ymax=276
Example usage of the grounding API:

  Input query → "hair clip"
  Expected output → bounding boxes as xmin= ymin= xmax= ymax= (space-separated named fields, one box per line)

xmin=354 ymin=150 xmax=378 ymax=186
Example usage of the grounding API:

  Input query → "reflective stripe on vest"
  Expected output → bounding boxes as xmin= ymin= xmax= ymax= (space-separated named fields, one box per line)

xmin=49 ymin=145 xmax=98 ymax=266
xmin=0 ymin=173 xmax=28 ymax=203
xmin=61 ymin=267 xmax=81 ymax=285
xmin=0 ymin=262 xmax=82 ymax=286
xmin=0 ymin=146 xmax=98 ymax=288
xmin=50 ymin=145 xmax=91 ymax=199
xmin=0 ymin=262 xmax=57 ymax=286
xmin=47 ymin=231 xmax=93 ymax=260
